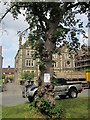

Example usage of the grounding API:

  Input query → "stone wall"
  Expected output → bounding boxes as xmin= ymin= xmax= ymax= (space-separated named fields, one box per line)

xmin=56 ymin=71 xmax=86 ymax=79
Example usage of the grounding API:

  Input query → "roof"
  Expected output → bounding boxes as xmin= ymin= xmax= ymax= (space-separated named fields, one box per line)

xmin=2 ymin=68 xmax=15 ymax=74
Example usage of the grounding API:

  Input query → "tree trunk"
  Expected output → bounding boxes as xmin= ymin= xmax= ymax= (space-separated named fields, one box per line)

xmin=37 ymin=25 xmax=56 ymax=105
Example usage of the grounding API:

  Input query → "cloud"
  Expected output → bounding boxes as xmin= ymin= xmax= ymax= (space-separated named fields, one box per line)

xmin=0 ymin=2 xmax=28 ymax=67
xmin=1 ymin=28 xmax=27 ymax=68
xmin=3 ymin=57 xmax=14 ymax=68
xmin=76 ymin=13 xmax=88 ymax=27
xmin=79 ymin=31 xmax=88 ymax=46
xmin=2 ymin=13 xmax=29 ymax=31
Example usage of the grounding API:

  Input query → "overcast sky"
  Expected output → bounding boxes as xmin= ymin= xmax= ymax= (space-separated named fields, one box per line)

xmin=0 ymin=2 xmax=88 ymax=68
xmin=0 ymin=2 xmax=29 ymax=68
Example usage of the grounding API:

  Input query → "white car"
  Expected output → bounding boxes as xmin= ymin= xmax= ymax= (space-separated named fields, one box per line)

xmin=22 ymin=84 xmax=38 ymax=102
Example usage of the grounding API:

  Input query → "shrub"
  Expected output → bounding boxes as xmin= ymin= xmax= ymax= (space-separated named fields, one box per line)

xmin=31 ymin=98 xmax=64 ymax=118
xmin=21 ymin=72 xmax=34 ymax=81
xmin=51 ymin=105 xmax=64 ymax=118
xmin=38 ymin=99 xmax=52 ymax=117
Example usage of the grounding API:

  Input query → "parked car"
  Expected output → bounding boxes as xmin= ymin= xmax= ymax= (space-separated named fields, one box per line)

xmin=22 ymin=78 xmax=84 ymax=102
xmin=54 ymin=78 xmax=84 ymax=99
xmin=22 ymin=80 xmax=38 ymax=102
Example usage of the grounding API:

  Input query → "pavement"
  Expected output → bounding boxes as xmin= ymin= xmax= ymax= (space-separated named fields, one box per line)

xmin=0 ymin=82 xmax=90 ymax=106
xmin=0 ymin=82 xmax=27 ymax=106
xmin=78 ymin=88 xmax=90 ymax=97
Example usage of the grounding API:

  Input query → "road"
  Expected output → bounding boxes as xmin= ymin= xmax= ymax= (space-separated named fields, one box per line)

xmin=0 ymin=83 xmax=27 ymax=106
xmin=0 ymin=82 xmax=90 ymax=106
xmin=78 ymin=88 xmax=90 ymax=97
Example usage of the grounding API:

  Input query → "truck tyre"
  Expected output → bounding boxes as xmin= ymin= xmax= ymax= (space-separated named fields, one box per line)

xmin=28 ymin=96 xmax=34 ymax=103
xmin=68 ymin=88 xmax=78 ymax=98
xmin=59 ymin=95 xmax=66 ymax=99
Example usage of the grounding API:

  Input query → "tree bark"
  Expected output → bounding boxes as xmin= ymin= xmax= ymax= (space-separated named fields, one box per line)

xmin=37 ymin=24 xmax=57 ymax=105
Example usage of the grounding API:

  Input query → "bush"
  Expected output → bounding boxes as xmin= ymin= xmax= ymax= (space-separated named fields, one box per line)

xmin=38 ymin=99 xmax=52 ymax=117
xmin=9 ymin=76 xmax=14 ymax=82
xmin=31 ymin=98 xmax=64 ymax=118
xmin=22 ymin=72 xmax=34 ymax=81
xmin=51 ymin=105 xmax=64 ymax=118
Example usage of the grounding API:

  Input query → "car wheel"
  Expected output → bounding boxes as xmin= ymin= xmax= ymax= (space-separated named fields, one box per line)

xmin=28 ymin=96 xmax=34 ymax=103
xmin=59 ymin=95 xmax=66 ymax=99
xmin=68 ymin=88 xmax=78 ymax=98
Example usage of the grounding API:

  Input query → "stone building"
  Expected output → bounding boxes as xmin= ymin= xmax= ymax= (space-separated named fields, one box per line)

xmin=0 ymin=46 xmax=3 ymax=79
xmin=14 ymin=35 xmax=39 ymax=84
xmin=75 ymin=45 xmax=90 ymax=71
xmin=52 ymin=45 xmax=75 ymax=76
xmin=14 ymin=35 xmax=75 ymax=84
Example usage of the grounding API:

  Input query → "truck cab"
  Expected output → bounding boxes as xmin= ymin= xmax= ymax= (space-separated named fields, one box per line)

xmin=54 ymin=78 xmax=83 ymax=99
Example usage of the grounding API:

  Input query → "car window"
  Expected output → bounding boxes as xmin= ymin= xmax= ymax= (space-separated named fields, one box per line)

xmin=56 ymin=78 xmax=67 ymax=85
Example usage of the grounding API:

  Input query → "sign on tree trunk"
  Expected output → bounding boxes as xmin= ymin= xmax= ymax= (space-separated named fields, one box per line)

xmin=44 ymin=73 xmax=50 ymax=83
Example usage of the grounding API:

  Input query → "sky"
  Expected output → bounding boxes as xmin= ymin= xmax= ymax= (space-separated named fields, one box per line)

xmin=0 ymin=2 xmax=89 ymax=68
xmin=0 ymin=2 xmax=29 ymax=68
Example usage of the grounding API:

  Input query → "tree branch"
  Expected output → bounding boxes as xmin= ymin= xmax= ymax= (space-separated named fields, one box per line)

xmin=31 ymin=3 xmax=49 ymax=32
xmin=66 ymin=2 xmax=89 ymax=11
xmin=0 ymin=4 xmax=16 ymax=23
xmin=0 ymin=2 xmax=33 ymax=23
xmin=65 ymin=2 xmax=80 ymax=12
xmin=17 ymin=26 xmax=30 ymax=35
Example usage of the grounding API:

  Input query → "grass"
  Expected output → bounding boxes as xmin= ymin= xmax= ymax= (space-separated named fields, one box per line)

xmin=2 ymin=97 xmax=89 ymax=119
xmin=0 ymin=80 xmax=3 ymax=85
xmin=56 ymin=97 xmax=89 ymax=118
xmin=2 ymin=104 xmax=44 ymax=118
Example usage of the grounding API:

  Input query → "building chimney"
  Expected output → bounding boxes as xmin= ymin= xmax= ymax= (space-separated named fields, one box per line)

xmin=8 ymin=65 xmax=10 ymax=68
xmin=19 ymin=34 xmax=22 ymax=48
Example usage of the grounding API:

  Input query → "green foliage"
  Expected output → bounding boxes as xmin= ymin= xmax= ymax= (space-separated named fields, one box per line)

xmin=81 ymin=69 xmax=90 ymax=72
xmin=2 ymin=97 xmax=88 ymax=118
xmin=2 ymin=74 xmax=5 ymax=79
xmin=38 ymin=99 xmax=52 ymax=117
xmin=22 ymin=72 xmax=34 ymax=81
xmin=9 ymin=2 xmax=89 ymax=53
xmin=51 ymin=105 xmax=64 ymax=119
xmin=51 ymin=77 xmax=58 ymax=86
xmin=34 ymin=98 xmax=64 ymax=118
xmin=2 ymin=74 xmax=14 ymax=82
xmin=0 ymin=80 xmax=3 ymax=85
xmin=8 ymin=76 xmax=14 ymax=82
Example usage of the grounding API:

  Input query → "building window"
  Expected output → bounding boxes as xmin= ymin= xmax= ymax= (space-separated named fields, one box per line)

xmin=52 ymin=54 xmax=57 ymax=59
xmin=25 ymin=59 xmax=34 ymax=67
xmin=27 ymin=50 xmax=33 ymax=57
xmin=64 ymin=60 xmax=71 ymax=68
xmin=31 ymin=71 xmax=34 ymax=73
xmin=52 ymin=62 xmax=57 ymax=68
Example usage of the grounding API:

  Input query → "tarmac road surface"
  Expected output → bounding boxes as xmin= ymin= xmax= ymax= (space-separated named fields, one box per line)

xmin=0 ymin=82 xmax=27 ymax=106
xmin=78 ymin=88 xmax=90 ymax=97
xmin=0 ymin=82 xmax=90 ymax=106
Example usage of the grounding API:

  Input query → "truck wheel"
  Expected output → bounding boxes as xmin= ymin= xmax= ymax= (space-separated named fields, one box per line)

xmin=28 ymin=96 xmax=34 ymax=103
xmin=68 ymin=89 xmax=78 ymax=98
xmin=59 ymin=95 xmax=66 ymax=99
